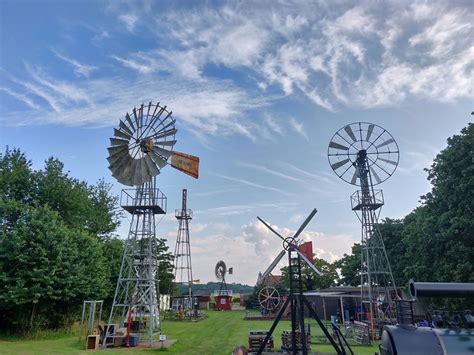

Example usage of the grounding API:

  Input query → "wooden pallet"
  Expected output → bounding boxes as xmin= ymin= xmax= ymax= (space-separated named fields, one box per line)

xmin=248 ymin=331 xmax=274 ymax=352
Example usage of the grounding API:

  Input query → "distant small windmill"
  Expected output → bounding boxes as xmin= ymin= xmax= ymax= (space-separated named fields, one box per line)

xmin=214 ymin=260 xmax=233 ymax=311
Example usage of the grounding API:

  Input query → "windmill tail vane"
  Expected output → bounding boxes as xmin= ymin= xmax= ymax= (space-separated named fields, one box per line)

xmin=170 ymin=151 xmax=200 ymax=179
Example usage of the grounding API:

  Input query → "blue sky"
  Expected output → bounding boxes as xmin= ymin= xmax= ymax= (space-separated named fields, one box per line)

xmin=1 ymin=0 xmax=472 ymax=285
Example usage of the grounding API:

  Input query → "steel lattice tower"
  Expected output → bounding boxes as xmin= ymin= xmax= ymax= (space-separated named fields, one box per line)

xmin=103 ymin=178 xmax=166 ymax=347
xmin=351 ymin=150 xmax=398 ymax=331
xmin=173 ymin=189 xmax=193 ymax=305
xmin=328 ymin=122 xmax=400 ymax=342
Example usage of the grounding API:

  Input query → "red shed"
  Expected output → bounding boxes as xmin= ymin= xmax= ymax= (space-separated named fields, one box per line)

xmin=215 ymin=295 xmax=233 ymax=311
xmin=214 ymin=289 xmax=233 ymax=311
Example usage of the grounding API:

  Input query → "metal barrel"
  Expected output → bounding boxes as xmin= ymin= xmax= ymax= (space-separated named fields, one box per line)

xmin=409 ymin=279 xmax=474 ymax=300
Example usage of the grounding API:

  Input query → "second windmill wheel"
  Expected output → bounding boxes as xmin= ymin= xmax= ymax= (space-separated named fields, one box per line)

xmin=107 ymin=102 xmax=177 ymax=186
xmin=328 ymin=122 xmax=399 ymax=186
xmin=258 ymin=286 xmax=281 ymax=312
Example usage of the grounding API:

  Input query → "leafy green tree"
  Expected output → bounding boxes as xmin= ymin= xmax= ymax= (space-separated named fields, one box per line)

xmin=0 ymin=205 xmax=107 ymax=332
xmin=156 ymin=238 xmax=176 ymax=296
xmin=403 ymin=124 xmax=473 ymax=283
xmin=35 ymin=158 xmax=121 ymax=237
xmin=101 ymin=238 xmax=124 ymax=304
xmin=376 ymin=218 xmax=407 ymax=287
xmin=0 ymin=148 xmax=35 ymax=204
xmin=334 ymin=243 xmax=361 ymax=286
xmin=0 ymin=149 xmax=121 ymax=333
xmin=86 ymin=180 xmax=121 ymax=238
xmin=281 ymin=257 xmax=338 ymax=291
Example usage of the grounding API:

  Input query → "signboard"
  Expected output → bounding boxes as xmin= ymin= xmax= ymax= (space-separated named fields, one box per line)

xmin=171 ymin=151 xmax=199 ymax=179
xmin=159 ymin=334 xmax=167 ymax=341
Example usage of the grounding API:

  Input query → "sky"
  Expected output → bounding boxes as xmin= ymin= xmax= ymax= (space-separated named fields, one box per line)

xmin=0 ymin=0 xmax=472 ymax=286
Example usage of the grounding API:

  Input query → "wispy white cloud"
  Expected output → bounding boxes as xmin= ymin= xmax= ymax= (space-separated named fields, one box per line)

xmin=201 ymin=201 xmax=297 ymax=217
xmin=1 ymin=67 xmax=268 ymax=140
xmin=118 ymin=14 xmax=138 ymax=33
xmin=13 ymin=78 xmax=62 ymax=112
xmin=150 ymin=2 xmax=472 ymax=110
xmin=289 ymin=117 xmax=308 ymax=140
xmin=23 ymin=63 xmax=92 ymax=107
xmin=213 ymin=173 xmax=294 ymax=197
xmin=111 ymin=54 xmax=155 ymax=74
xmin=193 ymin=188 xmax=238 ymax=198
xmin=238 ymin=161 xmax=304 ymax=183
xmin=397 ymin=144 xmax=439 ymax=175
xmin=263 ymin=113 xmax=283 ymax=136
xmin=278 ymin=161 xmax=337 ymax=185
xmin=0 ymin=87 xmax=41 ymax=110
xmin=2 ymin=1 xmax=472 ymax=141
xmin=53 ymin=51 xmax=97 ymax=77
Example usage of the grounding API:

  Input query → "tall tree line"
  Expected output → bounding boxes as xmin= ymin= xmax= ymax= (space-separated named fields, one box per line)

xmin=0 ymin=149 xmax=174 ymax=334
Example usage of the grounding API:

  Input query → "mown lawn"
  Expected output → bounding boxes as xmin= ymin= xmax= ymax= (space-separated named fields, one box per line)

xmin=0 ymin=310 xmax=379 ymax=354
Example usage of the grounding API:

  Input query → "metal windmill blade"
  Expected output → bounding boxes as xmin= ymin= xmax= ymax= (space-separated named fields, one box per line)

xmin=327 ymin=122 xmax=399 ymax=186
xmin=257 ymin=208 xmax=323 ymax=277
xmin=107 ymin=102 xmax=177 ymax=186
xmin=257 ymin=250 xmax=286 ymax=285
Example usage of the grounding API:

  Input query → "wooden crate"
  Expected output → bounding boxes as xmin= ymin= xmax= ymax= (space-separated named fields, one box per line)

xmin=86 ymin=335 xmax=100 ymax=350
xmin=248 ymin=331 xmax=274 ymax=352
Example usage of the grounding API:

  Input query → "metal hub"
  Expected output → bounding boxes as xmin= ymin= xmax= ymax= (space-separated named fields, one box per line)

xmin=140 ymin=138 xmax=154 ymax=153
xmin=283 ymin=237 xmax=297 ymax=251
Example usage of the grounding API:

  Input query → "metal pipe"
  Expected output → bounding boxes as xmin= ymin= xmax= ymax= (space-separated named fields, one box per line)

xmin=409 ymin=279 xmax=474 ymax=300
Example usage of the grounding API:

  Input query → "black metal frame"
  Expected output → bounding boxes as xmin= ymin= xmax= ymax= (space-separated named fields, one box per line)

xmin=331 ymin=322 xmax=354 ymax=355
xmin=256 ymin=247 xmax=345 ymax=355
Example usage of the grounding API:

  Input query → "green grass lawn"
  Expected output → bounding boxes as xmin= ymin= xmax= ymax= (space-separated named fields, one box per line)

xmin=0 ymin=310 xmax=379 ymax=354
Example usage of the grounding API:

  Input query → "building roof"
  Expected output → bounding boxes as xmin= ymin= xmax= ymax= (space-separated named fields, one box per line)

xmin=261 ymin=275 xmax=283 ymax=286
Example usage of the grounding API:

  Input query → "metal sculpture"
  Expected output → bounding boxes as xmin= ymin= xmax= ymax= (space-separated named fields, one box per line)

xmin=328 ymin=122 xmax=399 ymax=339
xmin=173 ymin=189 xmax=194 ymax=309
xmin=103 ymin=101 xmax=198 ymax=347
xmin=255 ymin=209 xmax=347 ymax=355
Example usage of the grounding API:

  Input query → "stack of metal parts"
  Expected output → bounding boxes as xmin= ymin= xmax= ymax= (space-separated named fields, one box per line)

xmin=281 ymin=328 xmax=311 ymax=353
xmin=248 ymin=331 xmax=274 ymax=352
xmin=353 ymin=321 xmax=370 ymax=345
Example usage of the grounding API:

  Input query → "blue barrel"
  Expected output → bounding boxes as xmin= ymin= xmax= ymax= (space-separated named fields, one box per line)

xmin=129 ymin=335 xmax=139 ymax=347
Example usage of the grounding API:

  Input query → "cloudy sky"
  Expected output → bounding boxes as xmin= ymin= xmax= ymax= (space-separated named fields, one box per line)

xmin=1 ymin=0 xmax=472 ymax=285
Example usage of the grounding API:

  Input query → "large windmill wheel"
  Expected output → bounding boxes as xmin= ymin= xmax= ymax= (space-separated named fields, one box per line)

xmin=327 ymin=122 xmax=399 ymax=186
xmin=258 ymin=286 xmax=281 ymax=312
xmin=107 ymin=102 xmax=177 ymax=186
